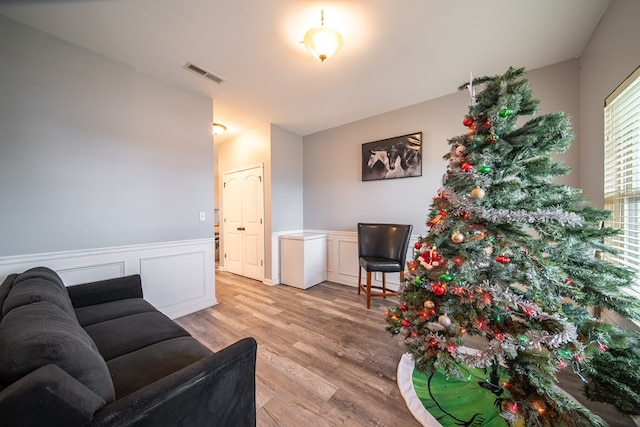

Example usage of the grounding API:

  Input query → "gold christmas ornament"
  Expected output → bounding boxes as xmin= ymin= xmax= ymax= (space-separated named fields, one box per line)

xmin=451 ymin=231 xmax=465 ymax=243
xmin=438 ymin=314 xmax=452 ymax=327
xmin=471 ymin=186 xmax=486 ymax=199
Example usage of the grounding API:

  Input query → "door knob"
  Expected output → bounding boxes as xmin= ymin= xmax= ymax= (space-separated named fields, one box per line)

xmin=237 ymin=227 xmax=245 ymax=231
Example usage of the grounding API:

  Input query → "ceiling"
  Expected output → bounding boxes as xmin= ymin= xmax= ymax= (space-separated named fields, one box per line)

xmin=0 ymin=0 xmax=611 ymax=143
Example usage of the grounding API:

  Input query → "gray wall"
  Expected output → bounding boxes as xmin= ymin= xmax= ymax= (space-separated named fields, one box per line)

xmin=578 ymin=0 xmax=640 ymax=331
xmin=302 ymin=61 xmax=581 ymax=235
xmin=579 ymin=0 xmax=640 ymax=207
xmin=0 ymin=15 xmax=214 ymax=256
xmin=270 ymin=124 xmax=303 ymax=232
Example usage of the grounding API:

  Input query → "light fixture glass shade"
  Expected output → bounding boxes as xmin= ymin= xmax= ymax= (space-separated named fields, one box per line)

xmin=304 ymin=25 xmax=343 ymax=62
xmin=212 ymin=123 xmax=227 ymax=135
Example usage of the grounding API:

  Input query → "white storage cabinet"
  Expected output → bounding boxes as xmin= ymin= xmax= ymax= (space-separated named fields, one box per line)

xmin=280 ymin=233 xmax=327 ymax=289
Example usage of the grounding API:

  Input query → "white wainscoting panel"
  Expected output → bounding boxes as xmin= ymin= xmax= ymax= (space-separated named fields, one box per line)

xmin=272 ymin=229 xmax=417 ymax=292
xmin=0 ymin=238 xmax=216 ymax=319
xmin=270 ymin=229 xmax=304 ymax=286
xmin=57 ymin=262 xmax=126 ymax=285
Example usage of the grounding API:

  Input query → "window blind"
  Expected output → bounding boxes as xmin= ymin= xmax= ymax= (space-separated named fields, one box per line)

xmin=604 ymin=66 xmax=640 ymax=298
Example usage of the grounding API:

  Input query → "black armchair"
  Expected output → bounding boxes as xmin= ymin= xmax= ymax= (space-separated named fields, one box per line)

xmin=357 ymin=223 xmax=413 ymax=309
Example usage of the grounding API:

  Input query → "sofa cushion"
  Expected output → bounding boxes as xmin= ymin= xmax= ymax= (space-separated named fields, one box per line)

xmin=0 ymin=301 xmax=115 ymax=403
xmin=106 ymin=336 xmax=212 ymax=399
xmin=0 ymin=364 xmax=106 ymax=427
xmin=0 ymin=274 xmax=17 ymax=318
xmin=74 ymin=298 xmax=158 ymax=328
xmin=2 ymin=267 xmax=76 ymax=319
xmin=84 ymin=311 xmax=191 ymax=361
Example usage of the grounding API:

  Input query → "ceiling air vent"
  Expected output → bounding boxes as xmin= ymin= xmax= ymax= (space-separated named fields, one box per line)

xmin=183 ymin=62 xmax=225 ymax=84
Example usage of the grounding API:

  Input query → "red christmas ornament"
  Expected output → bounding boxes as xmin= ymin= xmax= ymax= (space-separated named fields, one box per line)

xmin=483 ymin=120 xmax=492 ymax=129
xmin=414 ymin=242 xmax=422 ymax=250
xmin=461 ymin=162 xmax=473 ymax=171
xmin=400 ymin=304 xmax=408 ymax=311
xmin=486 ymin=133 xmax=498 ymax=143
xmin=462 ymin=116 xmax=474 ymax=127
xmin=401 ymin=319 xmax=412 ymax=327
xmin=431 ymin=283 xmax=446 ymax=296
xmin=495 ymin=255 xmax=511 ymax=264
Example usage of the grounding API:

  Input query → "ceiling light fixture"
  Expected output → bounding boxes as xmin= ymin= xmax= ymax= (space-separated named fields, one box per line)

xmin=212 ymin=123 xmax=227 ymax=135
xmin=303 ymin=10 xmax=343 ymax=62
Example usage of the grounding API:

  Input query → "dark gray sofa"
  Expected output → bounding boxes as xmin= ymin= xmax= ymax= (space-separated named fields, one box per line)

xmin=0 ymin=267 xmax=257 ymax=427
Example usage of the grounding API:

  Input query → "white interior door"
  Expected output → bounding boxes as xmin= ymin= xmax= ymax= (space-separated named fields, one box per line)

xmin=222 ymin=166 xmax=264 ymax=281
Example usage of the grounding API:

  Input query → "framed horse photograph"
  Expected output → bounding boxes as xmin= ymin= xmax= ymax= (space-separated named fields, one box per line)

xmin=361 ymin=132 xmax=422 ymax=181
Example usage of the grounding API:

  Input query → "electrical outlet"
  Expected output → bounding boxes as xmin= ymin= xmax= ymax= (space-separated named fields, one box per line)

xmin=199 ymin=212 xmax=206 ymax=221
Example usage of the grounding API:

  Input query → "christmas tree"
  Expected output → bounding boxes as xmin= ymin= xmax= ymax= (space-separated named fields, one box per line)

xmin=386 ymin=67 xmax=640 ymax=426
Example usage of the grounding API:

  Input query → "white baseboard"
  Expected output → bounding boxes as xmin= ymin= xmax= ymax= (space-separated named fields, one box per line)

xmin=0 ymin=238 xmax=216 ymax=319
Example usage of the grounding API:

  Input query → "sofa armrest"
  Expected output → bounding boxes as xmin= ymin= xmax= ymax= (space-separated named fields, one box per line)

xmin=67 ymin=275 xmax=143 ymax=308
xmin=0 ymin=364 xmax=106 ymax=427
xmin=91 ymin=337 xmax=257 ymax=427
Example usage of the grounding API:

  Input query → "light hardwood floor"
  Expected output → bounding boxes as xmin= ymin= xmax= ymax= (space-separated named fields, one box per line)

xmin=175 ymin=270 xmax=421 ymax=427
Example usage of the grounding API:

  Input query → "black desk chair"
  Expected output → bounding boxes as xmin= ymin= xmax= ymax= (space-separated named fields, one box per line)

xmin=357 ymin=223 xmax=413 ymax=309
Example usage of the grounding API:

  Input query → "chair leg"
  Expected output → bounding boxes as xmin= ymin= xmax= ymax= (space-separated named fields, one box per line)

xmin=357 ymin=266 xmax=362 ymax=295
xmin=382 ymin=272 xmax=386 ymax=296
xmin=366 ymin=271 xmax=372 ymax=309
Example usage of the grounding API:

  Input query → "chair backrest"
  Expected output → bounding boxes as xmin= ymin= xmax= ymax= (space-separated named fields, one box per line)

xmin=357 ymin=223 xmax=413 ymax=263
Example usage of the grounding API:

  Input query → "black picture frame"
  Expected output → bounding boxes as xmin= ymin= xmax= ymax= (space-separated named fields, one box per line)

xmin=361 ymin=132 xmax=422 ymax=181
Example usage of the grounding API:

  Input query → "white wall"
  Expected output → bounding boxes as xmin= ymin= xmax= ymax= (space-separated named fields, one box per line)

xmin=302 ymin=61 xmax=581 ymax=235
xmin=217 ymin=124 xmax=272 ymax=278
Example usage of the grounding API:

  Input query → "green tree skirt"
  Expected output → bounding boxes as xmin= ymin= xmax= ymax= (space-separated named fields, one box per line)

xmin=412 ymin=363 xmax=512 ymax=427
